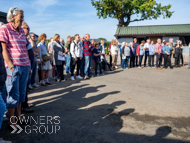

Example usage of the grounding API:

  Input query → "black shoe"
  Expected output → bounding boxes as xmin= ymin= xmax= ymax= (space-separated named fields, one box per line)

xmin=22 ymin=107 xmax=34 ymax=113
xmin=41 ymin=83 xmax=47 ymax=86
xmin=28 ymin=103 xmax=34 ymax=107
xmin=46 ymin=82 xmax=52 ymax=85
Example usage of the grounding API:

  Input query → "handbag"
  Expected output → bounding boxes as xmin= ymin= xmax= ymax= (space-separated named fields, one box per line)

xmin=95 ymin=58 xmax=101 ymax=64
xmin=42 ymin=53 xmax=52 ymax=62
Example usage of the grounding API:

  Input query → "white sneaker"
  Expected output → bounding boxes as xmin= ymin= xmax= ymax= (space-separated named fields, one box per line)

xmin=76 ymin=75 xmax=83 ymax=79
xmin=32 ymin=83 xmax=40 ymax=88
xmin=28 ymin=84 xmax=33 ymax=90
xmin=71 ymin=76 xmax=75 ymax=81
xmin=115 ymin=66 xmax=118 ymax=69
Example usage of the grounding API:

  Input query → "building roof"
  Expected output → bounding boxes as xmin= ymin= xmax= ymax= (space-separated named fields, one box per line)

xmin=0 ymin=11 xmax=6 ymax=17
xmin=115 ymin=24 xmax=190 ymax=37
xmin=0 ymin=11 xmax=7 ymax=24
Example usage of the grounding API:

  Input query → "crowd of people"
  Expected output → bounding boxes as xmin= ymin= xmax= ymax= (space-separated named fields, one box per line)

xmin=0 ymin=7 xmax=190 ymax=142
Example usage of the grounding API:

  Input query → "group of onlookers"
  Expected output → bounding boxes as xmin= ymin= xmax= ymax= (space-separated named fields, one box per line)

xmin=0 ymin=7 xmax=190 ymax=143
xmin=120 ymin=38 xmax=186 ymax=70
xmin=0 ymin=7 xmax=110 ymax=142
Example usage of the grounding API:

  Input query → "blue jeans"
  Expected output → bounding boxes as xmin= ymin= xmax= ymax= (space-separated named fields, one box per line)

xmin=189 ymin=59 xmax=190 ymax=67
xmin=31 ymin=60 xmax=37 ymax=85
xmin=121 ymin=56 xmax=130 ymax=68
xmin=66 ymin=54 xmax=71 ymax=73
xmin=121 ymin=59 xmax=126 ymax=68
xmin=6 ymin=65 xmax=30 ymax=108
xmin=80 ymin=55 xmax=85 ymax=74
xmin=0 ymin=83 xmax=6 ymax=104
xmin=84 ymin=55 xmax=92 ymax=77
xmin=0 ymin=88 xmax=6 ymax=129
xmin=139 ymin=55 xmax=143 ymax=67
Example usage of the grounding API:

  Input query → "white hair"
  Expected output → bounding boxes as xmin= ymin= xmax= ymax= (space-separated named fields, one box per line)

xmin=129 ymin=42 xmax=133 ymax=46
xmin=122 ymin=42 xmax=126 ymax=46
xmin=157 ymin=38 xmax=161 ymax=42
xmin=0 ymin=22 xmax=4 ymax=28
xmin=7 ymin=7 xmax=23 ymax=22
xmin=169 ymin=38 xmax=173 ymax=42
xmin=85 ymin=34 xmax=90 ymax=38
xmin=60 ymin=38 xmax=64 ymax=42
xmin=21 ymin=21 xmax=28 ymax=28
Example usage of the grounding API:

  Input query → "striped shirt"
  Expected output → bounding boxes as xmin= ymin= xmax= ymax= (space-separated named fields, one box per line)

xmin=83 ymin=39 xmax=92 ymax=56
xmin=0 ymin=23 xmax=30 ymax=67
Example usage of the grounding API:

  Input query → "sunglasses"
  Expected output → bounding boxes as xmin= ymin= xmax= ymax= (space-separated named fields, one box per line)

xmin=24 ymin=27 xmax=30 ymax=30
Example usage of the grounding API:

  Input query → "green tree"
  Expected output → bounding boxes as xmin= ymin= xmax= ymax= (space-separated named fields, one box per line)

xmin=98 ymin=37 xmax=107 ymax=41
xmin=91 ymin=0 xmax=174 ymax=27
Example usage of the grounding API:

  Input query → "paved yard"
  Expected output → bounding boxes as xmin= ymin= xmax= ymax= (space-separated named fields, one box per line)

xmin=0 ymin=66 xmax=190 ymax=143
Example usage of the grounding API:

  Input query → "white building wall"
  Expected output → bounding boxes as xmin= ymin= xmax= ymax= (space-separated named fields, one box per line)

xmin=163 ymin=36 xmax=179 ymax=44
xmin=118 ymin=38 xmax=133 ymax=46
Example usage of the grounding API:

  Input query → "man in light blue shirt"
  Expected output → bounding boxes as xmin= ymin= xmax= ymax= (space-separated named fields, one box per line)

xmin=163 ymin=40 xmax=173 ymax=69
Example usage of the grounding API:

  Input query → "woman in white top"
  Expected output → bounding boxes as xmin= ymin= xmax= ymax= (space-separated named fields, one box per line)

xmin=110 ymin=40 xmax=118 ymax=69
xmin=38 ymin=33 xmax=51 ymax=86
xmin=99 ymin=40 xmax=107 ymax=58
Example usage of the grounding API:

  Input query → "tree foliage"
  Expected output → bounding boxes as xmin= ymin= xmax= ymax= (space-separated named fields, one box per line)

xmin=91 ymin=0 xmax=174 ymax=27
xmin=98 ymin=37 xmax=107 ymax=41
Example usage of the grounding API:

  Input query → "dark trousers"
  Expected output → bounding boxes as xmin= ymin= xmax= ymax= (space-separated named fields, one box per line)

xmin=144 ymin=51 xmax=149 ymax=67
xmin=95 ymin=62 xmax=102 ymax=75
xmin=149 ymin=55 xmax=155 ymax=67
xmin=109 ymin=55 xmax=112 ymax=67
xmin=22 ymin=91 xmax=29 ymax=109
xmin=175 ymin=53 xmax=181 ymax=67
xmin=138 ymin=55 xmax=143 ymax=67
xmin=22 ymin=73 xmax=32 ymax=109
xmin=135 ymin=56 xmax=138 ymax=66
xmin=130 ymin=55 xmax=135 ymax=68
xmin=181 ymin=53 xmax=184 ymax=65
xmin=101 ymin=54 xmax=106 ymax=70
xmin=80 ymin=54 xmax=85 ymax=74
xmin=56 ymin=61 xmax=65 ymax=80
xmin=164 ymin=54 xmax=172 ymax=68
xmin=71 ymin=57 xmax=81 ymax=76
xmin=156 ymin=53 xmax=162 ymax=67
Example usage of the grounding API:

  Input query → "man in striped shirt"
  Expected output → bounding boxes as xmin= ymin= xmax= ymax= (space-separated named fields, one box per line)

xmin=83 ymin=34 xmax=92 ymax=79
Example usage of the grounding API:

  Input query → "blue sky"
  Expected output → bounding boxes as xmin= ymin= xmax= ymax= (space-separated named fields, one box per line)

xmin=0 ymin=0 xmax=190 ymax=41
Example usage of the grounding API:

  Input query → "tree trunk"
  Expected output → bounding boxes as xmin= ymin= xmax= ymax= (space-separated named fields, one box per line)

xmin=118 ymin=16 xmax=125 ymax=27
xmin=118 ymin=15 xmax=130 ymax=27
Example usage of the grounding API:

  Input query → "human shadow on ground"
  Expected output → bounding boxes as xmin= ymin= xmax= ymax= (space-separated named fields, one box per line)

xmin=0 ymin=81 xmax=189 ymax=143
